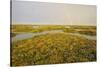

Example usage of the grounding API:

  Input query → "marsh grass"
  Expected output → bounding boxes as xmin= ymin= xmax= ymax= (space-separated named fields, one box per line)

xmin=12 ymin=25 xmax=96 ymax=35
xmin=12 ymin=33 xmax=96 ymax=66
xmin=63 ymin=26 xmax=96 ymax=35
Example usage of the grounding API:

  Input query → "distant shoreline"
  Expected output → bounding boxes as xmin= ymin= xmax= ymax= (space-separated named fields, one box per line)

xmin=11 ymin=24 xmax=96 ymax=26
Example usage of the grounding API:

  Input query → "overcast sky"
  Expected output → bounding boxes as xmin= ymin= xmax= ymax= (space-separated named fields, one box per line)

xmin=12 ymin=1 xmax=96 ymax=25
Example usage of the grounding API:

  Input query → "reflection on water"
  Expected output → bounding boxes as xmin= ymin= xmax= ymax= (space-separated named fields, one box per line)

xmin=12 ymin=30 xmax=96 ymax=42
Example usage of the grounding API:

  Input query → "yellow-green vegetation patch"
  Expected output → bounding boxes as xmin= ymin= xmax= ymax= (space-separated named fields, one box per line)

xmin=11 ymin=25 xmax=65 ymax=33
xmin=12 ymin=33 xmax=96 ymax=66
xmin=63 ymin=28 xmax=96 ymax=35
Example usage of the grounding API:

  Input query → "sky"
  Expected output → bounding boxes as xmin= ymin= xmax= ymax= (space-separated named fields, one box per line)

xmin=12 ymin=1 xmax=96 ymax=25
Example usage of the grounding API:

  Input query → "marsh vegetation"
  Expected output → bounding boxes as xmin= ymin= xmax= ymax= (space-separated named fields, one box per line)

xmin=11 ymin=25 xmax=96 ymax=66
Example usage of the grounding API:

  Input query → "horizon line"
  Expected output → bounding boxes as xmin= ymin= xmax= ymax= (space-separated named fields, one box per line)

xmin=11 ymin=23 xmax=96 ymax=26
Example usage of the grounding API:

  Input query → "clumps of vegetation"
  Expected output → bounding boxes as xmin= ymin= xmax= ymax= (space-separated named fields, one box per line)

xmin=11 ymin=25 xmax=96 ymax=36
xmin=76 ymin=30 xmax=96 ymax=35
xmin=63 ymin=28 xmax=96 ymax=35
xmin=11 ymin=25 xmax=65 ymax=33
xmin=12 ymin=25 xmax=34 ymax=32
xmin=63 ymin=28 xmax=75 ymax=33
xmin=12 ymin=33 xmax=96 ymax=66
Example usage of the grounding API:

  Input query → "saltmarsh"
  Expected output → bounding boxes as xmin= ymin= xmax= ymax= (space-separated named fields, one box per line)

xmin=12 ymin=33 xmax=96 ymax=66
xmin=11 ymin=25 xmax=96 ymax=36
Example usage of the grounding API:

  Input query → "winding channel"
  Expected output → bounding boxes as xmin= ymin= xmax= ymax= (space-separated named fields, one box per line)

xmin=12 ymin=30 xmax=96 ymax=42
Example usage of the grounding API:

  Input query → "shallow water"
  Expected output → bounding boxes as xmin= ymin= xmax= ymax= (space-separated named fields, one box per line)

xmin=12 ymin=30 xmax=96 ymax=42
